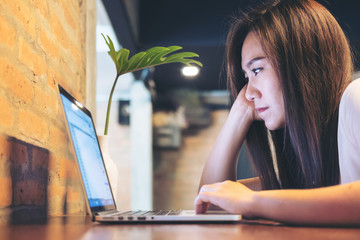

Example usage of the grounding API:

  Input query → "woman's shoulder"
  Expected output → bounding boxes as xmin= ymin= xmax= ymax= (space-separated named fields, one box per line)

xmin=341 ymin=78 xmax=360 ymax=109
xmin=338 ymin=78 xmax=360 ymax=184
xmin=338 ymin=77 xmax=360 ymax=144
xmin=343 ymin=78 xmax=360 ymax=97
xmin=338 ymin=78 xmax=360 ymax=143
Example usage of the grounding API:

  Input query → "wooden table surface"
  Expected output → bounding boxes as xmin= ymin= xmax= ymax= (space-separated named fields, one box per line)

xmin=1 ymin=216 xmax=360 ymax=240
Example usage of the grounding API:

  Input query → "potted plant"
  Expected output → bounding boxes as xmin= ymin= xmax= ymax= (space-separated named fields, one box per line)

xmin=99 ymin=34 xmax=203 ymax=203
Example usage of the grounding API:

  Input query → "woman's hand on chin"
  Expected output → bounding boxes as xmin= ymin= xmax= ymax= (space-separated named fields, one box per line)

xmin=233 ymin=85 xmax=261 ymax=122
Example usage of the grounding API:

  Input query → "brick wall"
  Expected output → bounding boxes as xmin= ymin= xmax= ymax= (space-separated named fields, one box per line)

xmin=0 ymin=0 xmax=88 ymax=223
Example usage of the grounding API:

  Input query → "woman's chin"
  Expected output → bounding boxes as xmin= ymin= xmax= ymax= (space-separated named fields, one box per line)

xmin=265 ymin=121 xmax=283 ymax=131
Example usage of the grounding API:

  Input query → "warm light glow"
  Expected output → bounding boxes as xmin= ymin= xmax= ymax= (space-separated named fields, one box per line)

xmin=74 ymin=100 xmax=84 ymax=109
xmin=71 ymin=103 xmax=78 ymax=111
xmin=182 ymin=66 xmax=199 ymax=77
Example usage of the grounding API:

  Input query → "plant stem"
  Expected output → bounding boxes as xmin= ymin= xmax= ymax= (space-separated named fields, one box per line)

xmin=104 ymin=74 xmax=121 ymax=135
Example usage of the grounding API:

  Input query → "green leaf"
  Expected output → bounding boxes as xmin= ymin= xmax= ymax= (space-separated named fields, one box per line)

xmin=117 ymin=48 xmax=130 ymax=73
xmin=163 ymin=52 xmax=201 ymax=65
xmin=136 ymin=46 xmax=169 ymax=69
xmin=102 ymin=33 xmax=121 ymax=72
xmin=147 ymin=46 xmax=183 ymax=65
xmin=177 ymin=59 xmax=203 ymax=67
xmin=102 ymin=34 xmax=203 ymax=75
xmin=124 ymin=51 xmax=147 ymax=73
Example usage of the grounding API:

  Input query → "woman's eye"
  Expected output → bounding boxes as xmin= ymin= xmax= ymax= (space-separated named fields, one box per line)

xmin=252 ymin=68 xmax=263 ymax=76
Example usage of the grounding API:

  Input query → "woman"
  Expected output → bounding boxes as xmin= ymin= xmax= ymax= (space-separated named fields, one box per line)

xmin=195 ymin=0 xmax=360 ymax=225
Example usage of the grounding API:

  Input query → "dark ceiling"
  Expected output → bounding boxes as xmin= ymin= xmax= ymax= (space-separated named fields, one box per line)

xmin=103 ymin=0 xmax=360 ymax=94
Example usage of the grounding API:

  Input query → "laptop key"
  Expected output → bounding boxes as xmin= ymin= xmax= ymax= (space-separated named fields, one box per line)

xmin=141 ymin=210 xmax=181 ymax=216
xmin=168 ymin=210 xmax=181 ymax=215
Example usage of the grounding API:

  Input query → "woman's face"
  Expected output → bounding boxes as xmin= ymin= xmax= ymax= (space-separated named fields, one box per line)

xmin=241 ymin=32 xmax=285 ymax=130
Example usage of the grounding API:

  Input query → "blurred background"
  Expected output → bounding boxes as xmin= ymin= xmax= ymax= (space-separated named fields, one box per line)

xmin=95 ymin=0 xmax=360 ymax=211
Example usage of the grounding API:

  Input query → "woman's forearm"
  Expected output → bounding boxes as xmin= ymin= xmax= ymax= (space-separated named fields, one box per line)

xmin=238 ymin=177 xmax=261 ymax=191
xmin=251 ymin=181 xmax=360 ymax=226
xmin=199 ymin=103 xmax=253 ymax=189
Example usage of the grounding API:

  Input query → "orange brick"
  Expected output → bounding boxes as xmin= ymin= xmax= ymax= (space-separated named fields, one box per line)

xmin=77 ymin=30 xmax=83 ymax=51
xmin=39 ymin=28 xmax=60 ymax=60
xmin=47 ymin=184 xmax=66 ymax=216
xmin=34 ymin=85 xmax=58 ymax=115
xmin=66 ymin=186 xmax=80 ymax=203
xmin=72 ymin=90 xmax=83 ymax=104
xmin=63 ymin=6 xmax=83 ymax=54
xmin=0 ymin=95 xmax=13 ymax=128
xmin=1 ymin=0 xmax=36 ymax=39
xmin=59 ymin=0 xmax=76 ymax=30
xmin=59 ymin=157 xmax=67 ymax=179
xmin=18 ymin=109 xmax=48 ymax=143
xmin=58 ymin=61 xmax=77 ymax=90
xmin=48 ymin=184 xmax=66 ymax=199
xmin=14 ymin=180 xmax=45 ymax=206
xmin=66 ymin=159 xmax=79 ymax=179
xmin=49 ymin=124 xmax=67 ymax=150
xmin=68 ymin=0 xmax=81 ymax=21
xmin=0 ymin=135 xmax=10 ymax=160
xmin=66 ymin=189 xmax=86 ymax=215
xmin=48 ymin=154 xmax=57 ymax=172
xmin=70 ymin=42 xmax=82 ymax=67
xmin=0 ymin=15 xmax=16 ymax=48
xmin=0 ymin=57 xmax=33 ymax=103
xmin=50 ymin=14 xmax=69 ymax=50
xmin=0 ymin=177 xmax=12 ymax=207
xmin=47 ymin=67 xmax=66 ymax=90
xmin=48 ymin=154 xmax=61 ymax=185
xmin=30 ymin=0 xmax=48 ymax=17
xmin=19 ymin=37 xmax=46 ymax=76
xmin=0 ymin=135 xmax=11 ymax=179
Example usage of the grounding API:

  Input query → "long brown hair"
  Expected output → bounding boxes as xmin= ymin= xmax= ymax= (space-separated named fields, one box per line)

xmin=226 ymin=0 xmax=353 ymax=189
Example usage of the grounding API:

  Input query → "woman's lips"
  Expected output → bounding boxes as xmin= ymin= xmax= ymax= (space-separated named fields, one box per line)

xmin=256 ymin=107 xmax=268 ymax=114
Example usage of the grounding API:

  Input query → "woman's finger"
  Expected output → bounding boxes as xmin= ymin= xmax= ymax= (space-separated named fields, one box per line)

xmin=194 ymin=194 xmax=207 ymax=213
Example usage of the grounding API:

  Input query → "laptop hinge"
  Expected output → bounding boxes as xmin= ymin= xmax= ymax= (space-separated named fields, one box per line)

xmin=95 ymin=210 xmax=118 ymax=216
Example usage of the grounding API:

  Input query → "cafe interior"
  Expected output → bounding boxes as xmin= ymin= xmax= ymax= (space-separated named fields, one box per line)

xmin=0 ymin=0 xmax=359 ymax=238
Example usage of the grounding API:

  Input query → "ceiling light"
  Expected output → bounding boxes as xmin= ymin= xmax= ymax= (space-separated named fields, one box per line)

xmin=182 ymin=66 xmax=199 ymax=77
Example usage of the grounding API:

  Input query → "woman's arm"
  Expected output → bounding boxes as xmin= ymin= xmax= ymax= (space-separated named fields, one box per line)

xmin=238 ymin=177 xmax=261 ymax=191
xmin=195 ymin=180 xmax=360 ymax=226
xmin=199 ymin=86 xmax=256 ymax=190
xmin=253 ymin=181 xmax=360 ymax=226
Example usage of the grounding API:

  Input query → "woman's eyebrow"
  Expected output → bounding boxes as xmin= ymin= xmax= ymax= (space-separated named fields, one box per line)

xmin=246 ymin=56 xmax=266 ymax=69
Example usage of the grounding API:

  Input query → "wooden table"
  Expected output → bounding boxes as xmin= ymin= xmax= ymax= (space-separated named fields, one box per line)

xmin=1 ymin=216 xmax=359 ymax=240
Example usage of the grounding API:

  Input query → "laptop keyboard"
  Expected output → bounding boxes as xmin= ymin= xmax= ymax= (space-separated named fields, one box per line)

xmin=110 ymin=210 xmax=181 ymax=217
xmin=143 ymin=210 xmax=181 ymax=216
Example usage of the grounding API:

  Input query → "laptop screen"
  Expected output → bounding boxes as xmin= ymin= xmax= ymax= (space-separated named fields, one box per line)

xmin=59 ymin=86 xmax=115 ymax=211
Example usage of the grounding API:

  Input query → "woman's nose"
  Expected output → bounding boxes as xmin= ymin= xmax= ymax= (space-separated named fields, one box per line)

xmin=245 ymin=80 xmax=259 ymax=101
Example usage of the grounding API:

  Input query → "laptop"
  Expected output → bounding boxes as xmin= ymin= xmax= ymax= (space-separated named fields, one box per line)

xmin=58 ymin=85 xmax=242 ymax=223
